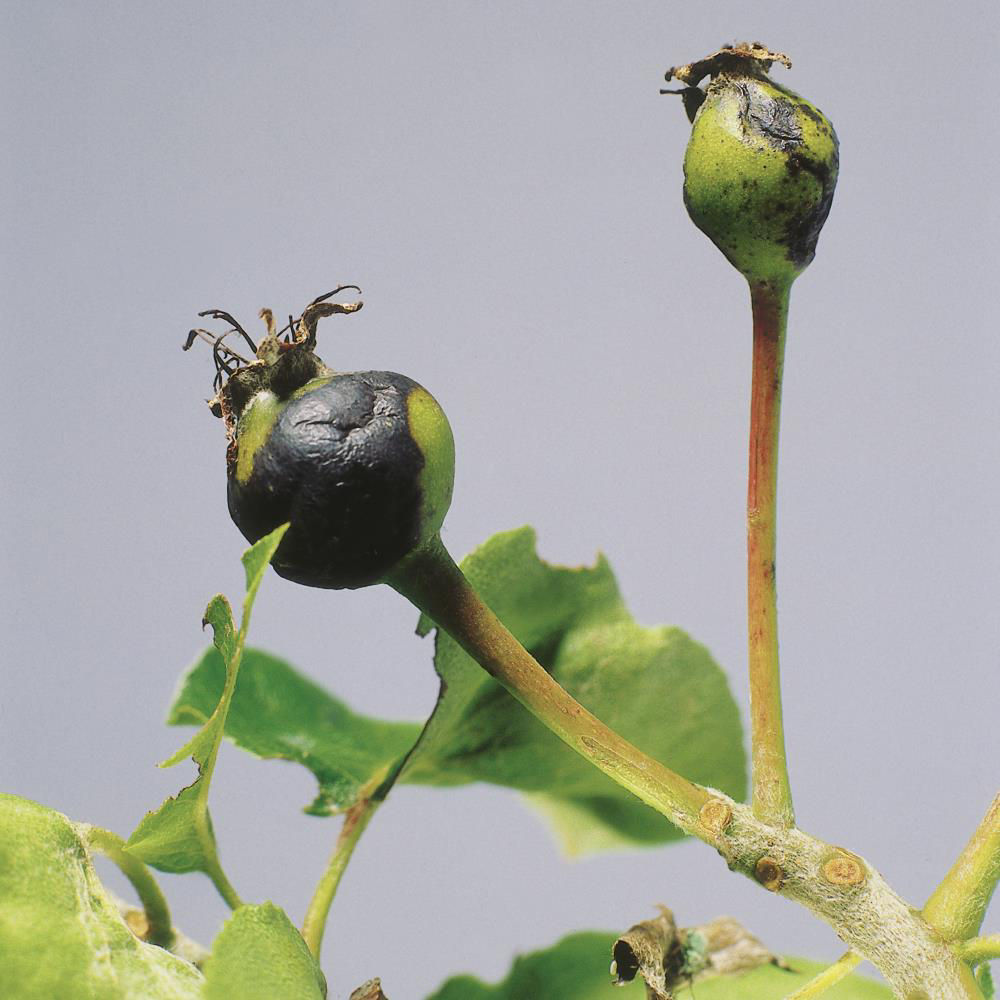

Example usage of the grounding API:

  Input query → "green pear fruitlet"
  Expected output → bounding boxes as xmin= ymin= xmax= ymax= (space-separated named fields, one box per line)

xmin=664 ymin=43 xmax=839 ymax=287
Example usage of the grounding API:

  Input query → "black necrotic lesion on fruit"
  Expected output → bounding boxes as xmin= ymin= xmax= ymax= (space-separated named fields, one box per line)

xmin=743 ymin=87 xmax=839 ymax=269
xmin=782 ymin=153 xmax=838 ymax=267
xmin=740 ymin=84 xmax=803 ymax=151
xmin=228 ymin=372 xmax=427 ymax=589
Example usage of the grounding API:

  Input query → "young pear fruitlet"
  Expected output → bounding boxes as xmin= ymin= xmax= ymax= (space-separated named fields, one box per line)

xmin=186 ymin=288 xmax=455 ymax=590
xmin=664 ymin=43 xmax=839 ymax=287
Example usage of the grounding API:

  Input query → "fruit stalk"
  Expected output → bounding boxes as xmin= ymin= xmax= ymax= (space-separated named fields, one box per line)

xmin=746 ymin=281 xmax=794 ymax=828
xmin=389 ymin=536 xmax=711 ymax=831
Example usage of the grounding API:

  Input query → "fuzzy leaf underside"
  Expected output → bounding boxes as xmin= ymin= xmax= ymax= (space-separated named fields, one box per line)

xmin=426 ymin=932 xmax=892 ymax=1000
xmin=0 ymin=794 xmax=203 ymax=1000
xmin=202 ymin=903 xmax=325 ymax=1000
xmin=404 ymin=527 xmax=747 ymax=852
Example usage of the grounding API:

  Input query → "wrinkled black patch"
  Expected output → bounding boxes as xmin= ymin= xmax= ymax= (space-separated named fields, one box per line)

xmin=228 ymin=372 xmax=425 ymax=589
xmin=782 ymin=134 xmax=839 ymax=267
xmin=740 ymin=84 xmax=802 ymax=151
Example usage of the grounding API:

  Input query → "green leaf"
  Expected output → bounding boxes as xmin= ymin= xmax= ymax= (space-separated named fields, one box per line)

xmin=202 ymin=903 xmax=325 ymax=1000
xmin=0 ymin=794 xmax=203 ymax=1000
xmin=128 ymin=525 xmax=288 ymax=879
xmin=169 ymin=647 xmax=423 ymax=815
xmin=404 ymin=527 xmax=746 ymax=852
xmin=426 ymin=932 xmax=891 ymax=1000
xmin=127 ymin=783 xmax=213 ymax=873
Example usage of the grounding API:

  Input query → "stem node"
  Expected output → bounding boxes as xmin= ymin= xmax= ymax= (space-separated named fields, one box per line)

xmin=820 ymin=849 xmax=867 ymax=888
xmin=699 ymin=799 xmax=734 ymax=838
xmin=754 ymin=856 xmax=785 ymax=892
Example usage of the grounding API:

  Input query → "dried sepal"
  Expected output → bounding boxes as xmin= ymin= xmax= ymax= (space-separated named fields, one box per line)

xmin=665 ymin=42 xmax=792 ymax=88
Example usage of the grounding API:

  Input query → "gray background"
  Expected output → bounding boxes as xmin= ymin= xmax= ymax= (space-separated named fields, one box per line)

xmin=2 ymin=2 xmax=997 ymax=996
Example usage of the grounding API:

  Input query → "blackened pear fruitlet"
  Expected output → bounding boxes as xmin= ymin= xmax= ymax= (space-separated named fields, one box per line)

xmin=663 ymin=43 xmax=839 ymax=286
xmin=186 ymin=288 xmax=455 ymax=589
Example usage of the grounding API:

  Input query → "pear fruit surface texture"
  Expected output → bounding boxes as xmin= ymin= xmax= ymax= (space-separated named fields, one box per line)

xmin=673 ymin=45 xmax=839 ymax=287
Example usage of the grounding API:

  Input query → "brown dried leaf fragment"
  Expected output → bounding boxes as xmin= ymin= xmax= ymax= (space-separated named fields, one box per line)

xmin=612 ymin=905 xmax=681 ymax=999
xmin=613 ymin=908 xmax=789 ymax=998
xmin=693 ymin=915 xmax=791 ymax=977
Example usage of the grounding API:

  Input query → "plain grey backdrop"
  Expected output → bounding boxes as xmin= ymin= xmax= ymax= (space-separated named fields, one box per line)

xmin=2 ymin=2 xmax=998 ymax=995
